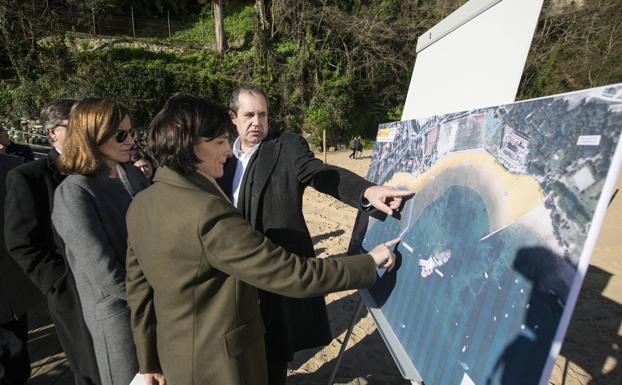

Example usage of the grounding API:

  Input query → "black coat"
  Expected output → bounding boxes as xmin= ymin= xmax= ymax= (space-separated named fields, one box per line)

xmin=0 ymin=154 xmax=41 ymax=324
xmin=6 ymin=141 xmax=34 ymax=162
xmin=219 ymin=131 xmax=373 ymax=360
xmin=4 ymin=150 xmax=100 ymax=384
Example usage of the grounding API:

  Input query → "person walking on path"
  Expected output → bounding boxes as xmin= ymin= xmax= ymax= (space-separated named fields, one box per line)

xmin=349 ymin=135 xmax=363 ymax=159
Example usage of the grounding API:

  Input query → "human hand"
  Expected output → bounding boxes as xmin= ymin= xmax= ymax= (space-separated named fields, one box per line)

xmin=368 ymin=237 xmax=399 ymax=271
xmin=144 ymin=372 xmax=166 ymax=385
xmin=363 ymin=186 xmax=415 ymax=215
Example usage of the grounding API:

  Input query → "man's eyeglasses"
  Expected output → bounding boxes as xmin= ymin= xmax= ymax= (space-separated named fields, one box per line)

xmin=113 ymin=130 xmax=132 ymax=143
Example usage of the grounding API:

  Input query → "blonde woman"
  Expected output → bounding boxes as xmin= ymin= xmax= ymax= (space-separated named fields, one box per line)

xmin=52 ymin=98 xmax=149 ymax=385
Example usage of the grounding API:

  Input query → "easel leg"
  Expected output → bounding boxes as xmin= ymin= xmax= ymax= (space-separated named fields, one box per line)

xmin=326 ymin=297 xmax=365 ymax=385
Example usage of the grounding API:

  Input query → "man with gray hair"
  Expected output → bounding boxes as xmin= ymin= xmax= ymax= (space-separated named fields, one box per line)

xmin=5 ymin=99 xmax=101 ymax=385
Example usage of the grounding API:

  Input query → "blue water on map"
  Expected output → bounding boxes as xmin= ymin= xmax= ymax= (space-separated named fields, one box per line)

xmin=362 ymin=186 xmax=563 ymax=385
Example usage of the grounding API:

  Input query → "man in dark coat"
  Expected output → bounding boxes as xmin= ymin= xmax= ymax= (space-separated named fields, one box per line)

xmin=0 ymin=152 xmax=41 ymax=384
xmin=4 ymin=100 xmax=101 ymax=385
xmin=219 ymin=84 xmax=410 ymax=385
xmin=0 ymin=128 xmax=34 ymax=162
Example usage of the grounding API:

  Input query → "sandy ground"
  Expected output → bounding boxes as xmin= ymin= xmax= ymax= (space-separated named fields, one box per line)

xmin=289 ymin=149 xmax=622 ymax=385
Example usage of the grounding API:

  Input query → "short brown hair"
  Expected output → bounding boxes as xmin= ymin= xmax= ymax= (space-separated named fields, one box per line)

xmin=40 ymin=99 xmax=76 ymax=133
xmin=148 ymin=93 xmax=232 ymax=176
xmin=58 ymin=97 xmax=130 ymax=175
xmin=228 ymin=83 xmax=269 ymax=114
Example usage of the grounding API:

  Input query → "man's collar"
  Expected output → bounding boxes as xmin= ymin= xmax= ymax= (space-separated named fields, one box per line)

xmin=232 ymin=137 xmax=261 ymax=159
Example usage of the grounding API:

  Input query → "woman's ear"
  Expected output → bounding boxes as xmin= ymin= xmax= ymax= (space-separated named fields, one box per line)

xmin=46 ymin=128 xmax=57 ymax=143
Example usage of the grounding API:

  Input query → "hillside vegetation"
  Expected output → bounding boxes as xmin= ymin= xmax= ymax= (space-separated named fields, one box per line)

xmin=1 ymin=0 xmax=620 ymax=147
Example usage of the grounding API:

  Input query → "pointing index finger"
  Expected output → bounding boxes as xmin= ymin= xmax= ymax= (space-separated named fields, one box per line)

xmin=384 ymin=237 xmax=401 ymax=248
xmin=389 ymin=189 xmax=415 ymax=197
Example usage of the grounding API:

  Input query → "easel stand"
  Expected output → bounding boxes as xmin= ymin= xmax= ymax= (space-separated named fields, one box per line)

xmin=326 ymin=298 xmax=364 ymax=385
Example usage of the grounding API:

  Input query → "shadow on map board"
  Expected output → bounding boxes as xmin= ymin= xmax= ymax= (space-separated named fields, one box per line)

xmin=486 ymin=246 xmax=569 ymax=385
xmin=560 ymin=264 xmax=622 ymax=385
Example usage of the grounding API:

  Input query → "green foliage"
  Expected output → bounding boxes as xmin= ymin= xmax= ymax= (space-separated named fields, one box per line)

xmin=303 ymin=105 xmax=333 ymax=147
xmin=1 ymin=0 xmax=621 ymax=149
xmin=360 ymin=138 xmax=376 ymax=150
xmin=517 ymin=0 xmax=622 ymax=100
xmin=170 ymin=4 xmax=254 ymax=44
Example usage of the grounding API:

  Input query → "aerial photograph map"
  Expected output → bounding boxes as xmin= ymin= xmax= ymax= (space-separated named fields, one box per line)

xmin=358 ymin=84 xmax=622 ymax=385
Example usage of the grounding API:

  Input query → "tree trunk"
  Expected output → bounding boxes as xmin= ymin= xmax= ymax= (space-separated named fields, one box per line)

xmin=254 ymin=0 xmax=271 ymax=67
xmin=91 ymin=7 xmax=96 ymax=35
xmin=212 ymin=0 xmax=227 ymax=55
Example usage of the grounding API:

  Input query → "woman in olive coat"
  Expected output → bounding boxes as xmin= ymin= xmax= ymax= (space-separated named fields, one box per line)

xmin=125 ymin=94 xmax=397 ymax=385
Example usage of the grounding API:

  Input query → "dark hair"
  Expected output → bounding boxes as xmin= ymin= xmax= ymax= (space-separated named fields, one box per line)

xmin=228 ymin=83 xmax=269 ymax=114
xmin=40 ymin=99 xmax=76 ymax=132
xmin=148 ymin=93 xmax=232 ymax=176
xmin=130 ymin=146 xmax=153 ymax=164
xmin=58 ymin=97 xmax=130 ymax=175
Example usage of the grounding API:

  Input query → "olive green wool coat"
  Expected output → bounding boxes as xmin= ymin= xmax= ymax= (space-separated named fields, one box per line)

xmin=125 ymin=167 xmax=377 ymax=385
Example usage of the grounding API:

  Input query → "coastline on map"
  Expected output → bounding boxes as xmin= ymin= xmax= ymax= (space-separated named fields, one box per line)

xmin=514 ymin=204 xmax=565 ymax=257
xmin=381 ymin=150 xmax=561 ymax=251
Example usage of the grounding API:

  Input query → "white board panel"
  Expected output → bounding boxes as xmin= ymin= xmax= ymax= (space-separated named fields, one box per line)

xmin=401 ymin=0 xmax=543 ymax=120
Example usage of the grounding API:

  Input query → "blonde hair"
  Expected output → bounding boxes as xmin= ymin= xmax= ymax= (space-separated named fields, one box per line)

xmin=58 ymin=97 xmax=130 ymax=175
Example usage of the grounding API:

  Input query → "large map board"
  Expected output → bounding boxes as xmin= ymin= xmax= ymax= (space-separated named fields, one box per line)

xmin=355 ymin=84 xmax=622 ymax=385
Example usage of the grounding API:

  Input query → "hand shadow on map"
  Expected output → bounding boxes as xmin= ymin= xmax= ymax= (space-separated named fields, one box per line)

xmin=347 ymin=193 xmax=412 ymax=257
xmin=366 ymin=247 xmax=403 ymax=308
xmin=487 ymin=246 xmax=573 ymax=385
xmin=346 ymin=199 xmax=410 ymax=309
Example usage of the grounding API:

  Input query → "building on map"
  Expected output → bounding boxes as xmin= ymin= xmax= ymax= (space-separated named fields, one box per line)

xmin=424 ymin=127 xmax=439 ymax=157
xmin=499 ymin=125 xmax=531 ymax=173
xmin=571 ymin=165 xmax=596 ymax=192
xmin=437 ymin=122 xmax=458 ymax=157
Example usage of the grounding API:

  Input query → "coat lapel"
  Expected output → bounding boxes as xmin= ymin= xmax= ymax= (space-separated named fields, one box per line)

xmin=218 ymin=156 xmax=237 ymax=198
xmin=249 ymin=138 xmax=281 ymax=226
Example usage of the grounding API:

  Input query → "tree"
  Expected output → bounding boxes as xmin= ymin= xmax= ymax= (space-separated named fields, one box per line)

xmin=212 ymin=0 xmax=227 ymax=55
xmin=254 ymin=0 xmax=271 ymax=67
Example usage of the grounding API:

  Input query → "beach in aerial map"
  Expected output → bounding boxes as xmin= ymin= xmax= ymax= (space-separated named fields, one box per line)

xmin=385 ymin=150 xmax=551 ymax=245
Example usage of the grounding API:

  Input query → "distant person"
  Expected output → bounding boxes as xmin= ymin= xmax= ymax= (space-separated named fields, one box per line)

xmin=0 ymin=152 xmax=40 ymax=385
xmin=126 ymin=94 xmax=397 ymax=385
xmin=356 ymin=136 xmax=363 ymax=158
xmin=218 ymin=84 xmax=411 ymax=385
xmin=131 ymin=147 xmax=154 ymax=181
xmin=4 ymin=99 xmax=101 ymax=385
xmin=52 ymin=98 xmax=149 ymax=385
xmin=350 ymin=135 xmax=363 ymax=159
xmin=0 ymin=127 xmax=34 ymax=162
